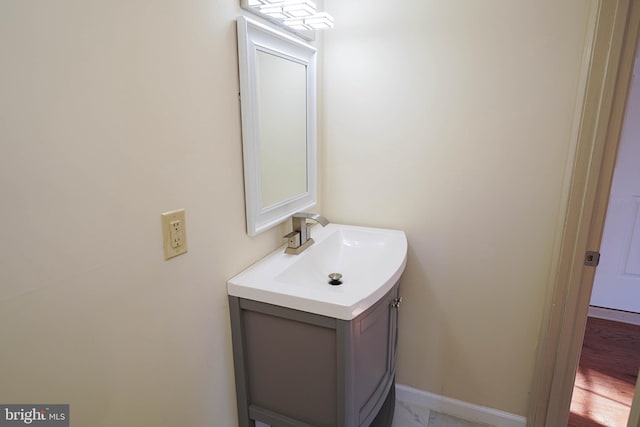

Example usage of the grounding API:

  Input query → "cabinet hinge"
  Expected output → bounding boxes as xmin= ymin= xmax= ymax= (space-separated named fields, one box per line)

xmin=584 ymin=251 xmax=600 ymax=267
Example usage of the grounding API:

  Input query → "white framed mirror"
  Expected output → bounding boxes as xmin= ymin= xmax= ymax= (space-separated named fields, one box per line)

xmin=237 ymin=16 xmax=317 ymax=236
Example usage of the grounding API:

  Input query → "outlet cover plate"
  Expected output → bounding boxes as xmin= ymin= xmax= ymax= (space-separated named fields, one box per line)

xmin=161 ymin=209 xmax=188 ymax=260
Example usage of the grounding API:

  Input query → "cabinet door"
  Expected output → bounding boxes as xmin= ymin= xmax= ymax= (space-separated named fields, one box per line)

xmin=353 ymin=284 xmax=398 ymax=425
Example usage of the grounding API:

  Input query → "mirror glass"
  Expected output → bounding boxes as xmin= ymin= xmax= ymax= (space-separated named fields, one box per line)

xmin=237 ymin=16 xmax=317 ymax=236
xmin=256 ymin=51 xmax=307 ymax=207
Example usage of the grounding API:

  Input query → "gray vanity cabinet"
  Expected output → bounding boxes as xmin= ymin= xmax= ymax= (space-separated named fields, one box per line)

xmin=229 ymin=282 xmax=400 ymax=427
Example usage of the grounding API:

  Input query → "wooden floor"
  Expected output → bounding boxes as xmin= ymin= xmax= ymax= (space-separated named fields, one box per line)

xmin=569 ymin=316 xmax=640 ymax=427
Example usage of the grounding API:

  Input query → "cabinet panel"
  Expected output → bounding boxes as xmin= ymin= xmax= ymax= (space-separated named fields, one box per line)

xmin=356 ymin=302 xmax=390 ymax=405
xmin=353 ymin=287 xmax=397 ymax=424
xmin=244 ymin=310 xmax=337 ymax=427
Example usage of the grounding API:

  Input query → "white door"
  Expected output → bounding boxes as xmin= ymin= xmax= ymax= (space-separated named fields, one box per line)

xmin=591 ymin=47 xmax=640 ymax=313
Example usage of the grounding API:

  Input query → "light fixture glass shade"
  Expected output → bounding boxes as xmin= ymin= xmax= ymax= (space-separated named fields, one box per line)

xmin=305 ymin=12 xmax=334 ymax=29
xmin=259 ymin=4 xmax=288 ymax=19
xmin=282 ymin=0 xmax=316 ymax=17
xmin=283 ymin=17 xmax=312 ymax=30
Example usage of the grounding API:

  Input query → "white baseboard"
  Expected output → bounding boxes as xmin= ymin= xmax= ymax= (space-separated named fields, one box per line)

xmin=588 ymin=306 xmax=640 ymax=326
xmin=395 ymin=384 xmax=526 ymax=427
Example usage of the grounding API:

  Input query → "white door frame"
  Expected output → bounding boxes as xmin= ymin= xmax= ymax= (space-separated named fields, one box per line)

xmin=527 ymin=1 xmax=640 ymax=426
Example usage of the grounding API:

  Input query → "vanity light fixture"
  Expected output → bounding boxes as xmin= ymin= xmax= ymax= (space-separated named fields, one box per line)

xmin=242 ymin=0 xmax=334 ymax=37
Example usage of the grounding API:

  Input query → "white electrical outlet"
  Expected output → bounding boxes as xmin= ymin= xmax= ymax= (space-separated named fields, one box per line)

xmin=161 ymin=209 xmax=187 ymax=260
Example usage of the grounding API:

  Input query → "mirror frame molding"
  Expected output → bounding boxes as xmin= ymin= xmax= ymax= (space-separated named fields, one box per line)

xmin=237 ymin=16 xmax=318 ymax=236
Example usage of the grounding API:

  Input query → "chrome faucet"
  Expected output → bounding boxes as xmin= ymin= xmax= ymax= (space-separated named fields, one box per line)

xmin=284 ymin=212 xmax=329 ymax=255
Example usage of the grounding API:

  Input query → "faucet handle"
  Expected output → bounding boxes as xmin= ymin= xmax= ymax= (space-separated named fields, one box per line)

xmin=284 ymin=231 xmax=301 ymax=249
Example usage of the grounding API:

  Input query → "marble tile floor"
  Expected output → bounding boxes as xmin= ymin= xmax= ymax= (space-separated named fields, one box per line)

xmin=255 ymin=400 xmax=492 ymax=427
xmin=392 ymin=400 xmax=493 ymax=427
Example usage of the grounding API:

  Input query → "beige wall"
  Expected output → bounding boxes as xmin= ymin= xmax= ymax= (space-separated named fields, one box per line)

xmin=0 ymin=2 xmax=320 ymax=425
xmin=323 ymin=0 xmax=594 ymax=416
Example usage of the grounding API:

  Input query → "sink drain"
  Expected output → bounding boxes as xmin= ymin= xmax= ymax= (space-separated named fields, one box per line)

xmin=328 ymin=273 xmax=343 ymax=286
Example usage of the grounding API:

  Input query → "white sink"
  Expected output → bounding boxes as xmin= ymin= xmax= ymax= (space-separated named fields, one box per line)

xmin=227 ymin=223 xmax=407 ymax=320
